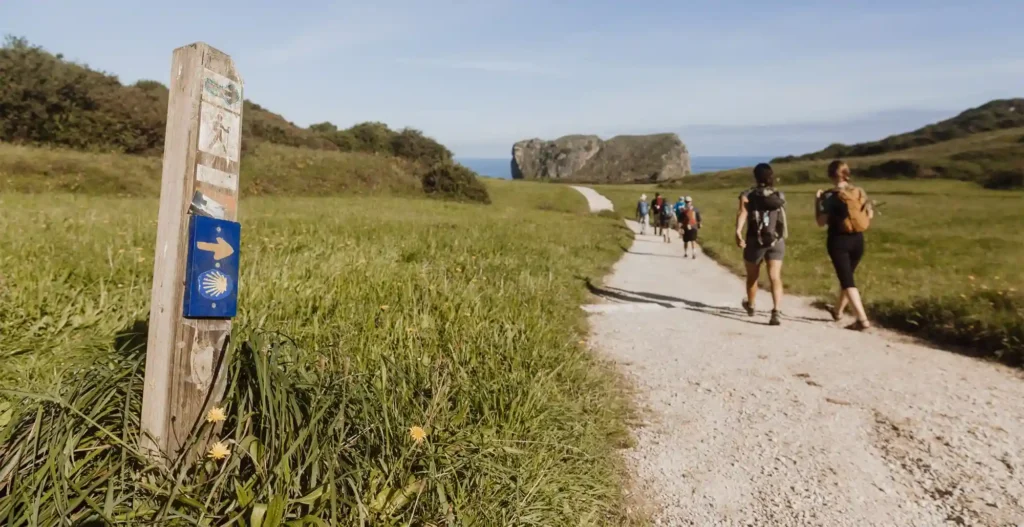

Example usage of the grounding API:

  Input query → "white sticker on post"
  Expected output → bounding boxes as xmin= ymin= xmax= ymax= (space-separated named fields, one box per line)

xmin=198 ymin=103 xmax=241 ymax=162
xmin=196 ymin=164 xmax=238 ymax=192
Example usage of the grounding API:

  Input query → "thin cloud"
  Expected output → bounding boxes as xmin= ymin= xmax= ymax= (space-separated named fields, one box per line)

xmin=396 ymin=57 xmax=556 ymax=75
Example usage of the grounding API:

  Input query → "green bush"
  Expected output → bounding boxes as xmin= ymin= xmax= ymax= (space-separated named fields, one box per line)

xmin=0 ymin=36 xmax=455 ymax=168
xmin=421 ymin=163 xmax=491 ymax=204
xmin=983 ymin=169 xmax=1024 ymax=190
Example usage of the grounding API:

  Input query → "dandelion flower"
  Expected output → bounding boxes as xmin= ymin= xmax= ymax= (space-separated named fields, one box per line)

xmin=206 ymin=407 xmax=227 ymax=423
xmin=207 ymin=441 xmax=231 ymax=460
xmin=409 ymin=426 xmax=427 ymax=444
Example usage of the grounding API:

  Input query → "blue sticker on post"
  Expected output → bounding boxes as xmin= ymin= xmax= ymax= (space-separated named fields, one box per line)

xmin=183 ymin=214 xmax=240 ymax=318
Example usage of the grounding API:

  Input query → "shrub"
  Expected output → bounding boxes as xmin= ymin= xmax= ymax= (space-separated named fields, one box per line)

xmin=983 ymin=169 xmax=1024 ymax=190
xmin=421 ymin=163 xmax=491 ymax=204
xmin=0 ymin=37 xmax=456 ymax=169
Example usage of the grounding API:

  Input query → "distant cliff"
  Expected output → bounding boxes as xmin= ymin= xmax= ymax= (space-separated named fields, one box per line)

xmin=511 ymin=133 xmax=690 ymax=183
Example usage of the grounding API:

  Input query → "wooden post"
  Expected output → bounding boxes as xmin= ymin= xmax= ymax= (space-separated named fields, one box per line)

xmin=141 ymin=43 xmax=244 ymax=461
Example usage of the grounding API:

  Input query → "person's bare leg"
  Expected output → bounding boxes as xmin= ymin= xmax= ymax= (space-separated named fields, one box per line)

xmin=744 ymin=261 xmax=760 ymax=306
xmin=835 ymin=289 xmax=849 ymax=318
xmin=845 ymin=287 xmax=870 ymax=325
xmin=766 ymin=259 xmax=784 ymax=311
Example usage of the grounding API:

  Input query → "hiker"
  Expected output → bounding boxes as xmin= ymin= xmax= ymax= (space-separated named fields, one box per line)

xmin=658 ymin=197 xmax=674 ymax=243
xmin=815 ymin=160 xmax=874 ymax=330
xmin=735 ymin=163 xmax=788 ymax=326
xmin=636 ymin=193 xmax=650 ymax=235
xmin=680 ymin=196 xmax=702 ymax=259
xmin=651 ymin=193 xmax=666 ymax=236
xmin=673 ymin=196 xmax=687 ymax=240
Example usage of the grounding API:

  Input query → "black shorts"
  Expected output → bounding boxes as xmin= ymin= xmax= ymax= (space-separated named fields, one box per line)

xmin=659 ymin=217 xmax=671 ymax=227
xmin=683 ymin=229 xmax=698 ymax=242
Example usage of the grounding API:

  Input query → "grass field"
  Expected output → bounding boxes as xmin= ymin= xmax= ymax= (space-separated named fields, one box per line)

xmin=596 ymin=179 xmax=1024 ymax=365
xmin=0 ymin=181 xmax=638 ymax=525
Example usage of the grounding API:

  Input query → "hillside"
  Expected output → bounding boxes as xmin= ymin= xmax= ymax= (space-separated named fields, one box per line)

xmin=0 ymin=36 xmax=488 ymax=201
xmin=511 ymin=133 xmax=690 ymax=183
xmin=773 ymin=98 xmax=1024 ymax=163
xmin=665 ymin=127 xmax=1024 ymax=191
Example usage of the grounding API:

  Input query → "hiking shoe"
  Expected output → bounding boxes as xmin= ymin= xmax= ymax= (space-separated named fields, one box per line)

xmin=847 ymin=319 xmax=871 ymax=331
xmin=769 ymin=310 xmax=782 ymax=326
xmin=692 ymin=253 xmax=697 ymax=260
xmin=829 ymin=306 xmax=842 ymax=322
xmin=742 ymin=299 xmax=755 ymax=317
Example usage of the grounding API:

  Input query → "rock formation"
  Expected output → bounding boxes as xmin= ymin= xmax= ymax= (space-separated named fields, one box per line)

xmin=511 ymin=133 xmax=690 ymax=183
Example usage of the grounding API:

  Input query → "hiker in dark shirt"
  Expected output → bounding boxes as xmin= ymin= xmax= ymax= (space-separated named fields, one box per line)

xmin=735 ymin=163 xmax=787 ymax=326
xmin=816 ymin=160 xmax=874 ymax=330
xmin=650 ymin=193 xmax=666 ymax=236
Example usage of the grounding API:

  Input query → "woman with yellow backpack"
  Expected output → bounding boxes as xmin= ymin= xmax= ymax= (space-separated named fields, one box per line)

xmin=815 ymin=160 xmax=874 ymax=330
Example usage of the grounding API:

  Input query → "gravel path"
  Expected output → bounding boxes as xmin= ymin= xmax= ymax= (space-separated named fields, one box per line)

xmin=574 ymin=188 xmax=1024 ymax=526
xmin=571 ymin=185 xmax=614 ymax=212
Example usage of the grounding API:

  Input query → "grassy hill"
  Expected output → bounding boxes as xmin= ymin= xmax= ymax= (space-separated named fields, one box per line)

xmin=773 ymin=98 xmax=1024 ymax=162
xmin=667 ymin=126 xmax=1024 ymax=190
xmin=0 ymin=36 xmax=488 ymax=201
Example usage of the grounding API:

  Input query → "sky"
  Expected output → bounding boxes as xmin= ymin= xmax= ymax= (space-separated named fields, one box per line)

xmin=3 ymin=0 xmax=1022 ymax=157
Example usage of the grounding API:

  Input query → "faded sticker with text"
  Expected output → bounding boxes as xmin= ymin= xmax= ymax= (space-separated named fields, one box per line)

xmin=196 ymin=164 xmax=238 ymax=193
xmin=202 ymin=69 xmax=242 ymax=113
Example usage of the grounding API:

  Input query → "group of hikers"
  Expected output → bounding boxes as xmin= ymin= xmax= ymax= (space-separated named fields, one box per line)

xmin=635 ymin=193 xmax=703 ymax=258
xmin=635 ymin=160 xmax=874 ymax=330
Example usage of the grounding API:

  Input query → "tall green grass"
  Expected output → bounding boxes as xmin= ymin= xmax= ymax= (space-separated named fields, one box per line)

xmin=596 ymin=180 xmax=1024 ymax=365
xmin=0 ymin=185 xmax=638 ymax=524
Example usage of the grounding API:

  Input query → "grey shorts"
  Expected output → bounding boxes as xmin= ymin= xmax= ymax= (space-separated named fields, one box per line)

xmin=744 ymin=238 xmax=785 ymax=264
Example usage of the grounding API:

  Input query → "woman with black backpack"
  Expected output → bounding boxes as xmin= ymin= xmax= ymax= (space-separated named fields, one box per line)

xmin=735 ymin=163 xmax=788 ymax=326
xmin=815 ymin=160 xmax=874 ymax=330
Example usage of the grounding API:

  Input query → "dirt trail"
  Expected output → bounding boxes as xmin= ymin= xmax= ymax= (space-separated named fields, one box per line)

xmin=573 ymin=187 xmax=1024 ymax=527
xmin=571 ymin=185 xmax=614 ymax=212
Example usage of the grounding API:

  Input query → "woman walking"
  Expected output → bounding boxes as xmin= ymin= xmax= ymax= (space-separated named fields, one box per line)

xmin=815 ymin=160 xmax=874 ymax=330
xmin=735 ymin=163 xmax=788 ymax=326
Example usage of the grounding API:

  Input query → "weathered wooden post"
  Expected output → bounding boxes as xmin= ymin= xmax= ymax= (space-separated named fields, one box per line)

xmin=141 ymin=43 xmax=244 ymax=461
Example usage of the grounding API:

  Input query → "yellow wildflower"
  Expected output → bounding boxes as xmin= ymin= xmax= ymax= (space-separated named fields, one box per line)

xmin=380 ymin=305 xmax=390 ymax=311
xmin=207 ymin=441 xmax=231 ymax=460
xmin=409 ymin=426 xmax=427 ymax=444
xmin=205 ymin=406 xmax=226 ymax=423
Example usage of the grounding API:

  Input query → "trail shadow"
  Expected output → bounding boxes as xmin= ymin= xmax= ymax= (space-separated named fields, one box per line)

xmin=581 ymin=278 xmax=827 ymax=326
xmin=114 ymin=318 xmax=149 ymax=358
xmin=625 ymin=251 xmax=686 ymax=259
xmin=581 ymin=278 xmax=757 ymax=324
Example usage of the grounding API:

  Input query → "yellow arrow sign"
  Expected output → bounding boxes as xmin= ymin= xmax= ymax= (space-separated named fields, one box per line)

xmin=196 ymin=237 xmax=234 ymax=260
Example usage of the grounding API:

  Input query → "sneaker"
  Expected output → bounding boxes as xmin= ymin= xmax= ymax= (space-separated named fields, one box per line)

xmin=846 ymin=319 xmax=871 ymax=331
xmin=692 ymin=253 xmax=697 ymax=260
xmin=829 ymin=306 xmax=842 ymax=322
xmin=769 ymin=310 xmax=782 ymax=326
xmin=742 ymin=299 xmax=755 ymax=317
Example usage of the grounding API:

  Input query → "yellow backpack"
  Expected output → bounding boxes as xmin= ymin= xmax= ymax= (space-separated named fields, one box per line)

xmin=838 ymin=186 xmax=870 ymax=233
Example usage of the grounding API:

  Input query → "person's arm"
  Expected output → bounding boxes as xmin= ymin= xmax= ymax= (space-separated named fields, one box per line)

xmin=815 ymin=190 xmax=828 ymax=227
xmin=735 ymin=197 xmax=747 ymax=248
xmin=696 ymin=209 xmax=703 ymax=227
xmin=863 ymin=189 xmax=875 ymax=219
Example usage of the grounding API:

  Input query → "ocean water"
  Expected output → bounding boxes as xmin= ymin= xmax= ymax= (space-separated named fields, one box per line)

xmin=457 ymin=156 xmax=771 ymax=179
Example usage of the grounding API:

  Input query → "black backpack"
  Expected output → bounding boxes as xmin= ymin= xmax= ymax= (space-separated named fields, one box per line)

xmin=747 ymin=188 xmax=786 ymax=247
